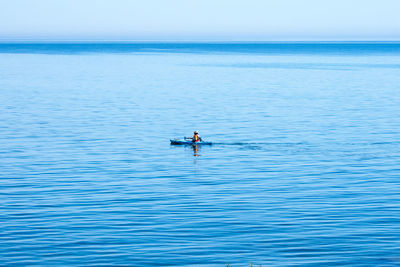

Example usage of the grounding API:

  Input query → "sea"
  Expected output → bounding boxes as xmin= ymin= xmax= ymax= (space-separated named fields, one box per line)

xmin=1 ymin=42 xmax=400 ymax=266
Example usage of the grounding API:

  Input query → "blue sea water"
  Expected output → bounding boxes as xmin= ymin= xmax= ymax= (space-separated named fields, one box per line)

xmin=1 ymin=43 xmax=400 ymax=266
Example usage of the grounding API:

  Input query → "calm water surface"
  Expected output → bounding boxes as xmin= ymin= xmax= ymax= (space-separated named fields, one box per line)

xmin=1 ymin=43 xmax=400 ymax=266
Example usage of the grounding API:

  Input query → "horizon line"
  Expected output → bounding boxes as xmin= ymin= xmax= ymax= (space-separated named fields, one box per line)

xmin=1 ymin=39 xmax=400 ymax=44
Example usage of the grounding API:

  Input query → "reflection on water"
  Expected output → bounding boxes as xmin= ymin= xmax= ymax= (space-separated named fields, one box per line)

xmin=170 ymin=143 xmax=202 ymax=157
xmin=192 ymin=144 xmax=200 ymax=157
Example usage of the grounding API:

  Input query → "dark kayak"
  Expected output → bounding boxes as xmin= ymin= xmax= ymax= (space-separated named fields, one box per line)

xmin=170 ymin=139 xmax=212 ymax=145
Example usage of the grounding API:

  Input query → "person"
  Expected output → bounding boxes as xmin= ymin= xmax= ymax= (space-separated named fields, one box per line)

xmin=187 ymin=131 xmax=202 ymax=143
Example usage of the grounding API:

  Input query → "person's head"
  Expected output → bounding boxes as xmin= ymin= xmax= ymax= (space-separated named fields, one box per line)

xmin=194 ymin=131 xmax=198 ymax=135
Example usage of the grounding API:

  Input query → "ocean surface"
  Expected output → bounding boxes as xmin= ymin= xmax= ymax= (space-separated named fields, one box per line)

xmin=1 ymin=43 xmax=400 ymax=266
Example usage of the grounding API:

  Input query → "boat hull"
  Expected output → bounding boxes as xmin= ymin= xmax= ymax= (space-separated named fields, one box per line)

xmin=170 ymin=139 xmax=212 ymax=145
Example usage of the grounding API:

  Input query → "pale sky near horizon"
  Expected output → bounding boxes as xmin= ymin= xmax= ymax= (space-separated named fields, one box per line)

xmin=1 ymin=0 xmax=399 ymax=41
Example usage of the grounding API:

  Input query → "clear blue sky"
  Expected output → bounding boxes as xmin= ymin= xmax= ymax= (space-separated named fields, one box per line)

xmin=1 ymin=0 xmax=399 ymax=41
